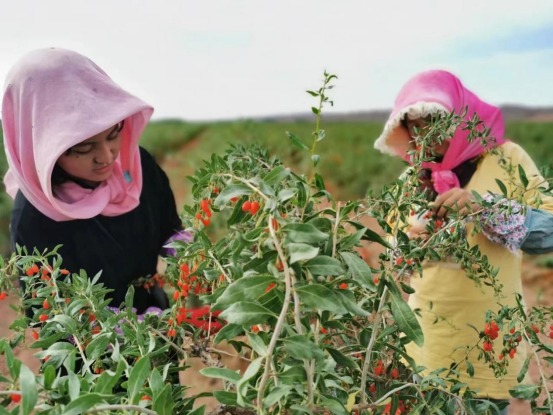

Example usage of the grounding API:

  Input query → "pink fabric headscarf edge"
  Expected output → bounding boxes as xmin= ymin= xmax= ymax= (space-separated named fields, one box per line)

xmin=374 ymin=70 xmax=507 ymax=194
xmin=2 ymin=47 xmax=154 ymax=221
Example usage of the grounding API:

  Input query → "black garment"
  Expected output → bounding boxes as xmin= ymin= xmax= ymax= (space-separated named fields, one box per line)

xmin=10 ymin=147 xmax=182 ymax=317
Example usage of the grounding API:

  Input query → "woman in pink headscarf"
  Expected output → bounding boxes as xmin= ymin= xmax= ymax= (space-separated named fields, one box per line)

xmin=375 ymin=70 xmax=553 ymax=412
xmin=1 ymin=47 xmax=190 ymax=318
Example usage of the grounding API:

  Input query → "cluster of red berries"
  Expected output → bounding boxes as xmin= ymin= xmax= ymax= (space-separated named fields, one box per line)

xmin=142 ymin=274 xmax=165 ymax=290
xmin=196 ymin=199 xmax=213 ymax=227
xmin=173 ymin=263 xmax=208 ymax=300
xmin=242 ymin=200 xmax=260 ymax=215
xmin=395 ymin=257 xmax=413 ymax=266
xmin=167 ymin=306 xmax=223 ymax=337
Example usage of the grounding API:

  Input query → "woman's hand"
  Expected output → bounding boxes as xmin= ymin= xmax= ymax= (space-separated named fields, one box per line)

xmin=408 ymin=222 xmax=431 ymax=241
xmin=431 ymin=188 xmax=480 ymax=219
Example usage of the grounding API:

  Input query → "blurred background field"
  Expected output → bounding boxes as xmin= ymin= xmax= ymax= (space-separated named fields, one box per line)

xmin=1 ymin=118 xmax=553 ymax=256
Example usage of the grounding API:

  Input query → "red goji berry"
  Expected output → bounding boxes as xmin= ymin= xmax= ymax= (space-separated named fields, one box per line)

xmin=498 ymin=354 xmax=503 ymax=360
xmin=339 ymin=283 xmax=348 ymax=290
xmin=396 ymin=257 xmax=404 ymax=266
xmin=213 ymin=187 xmax=219 ymax=194
xmin=39 ymin=314 xmax=48 ymax=322
xmin=89 ymin=314 xmax=96 ymax=323
xmin=43 ymin=299 xmax=50 ymax=309
xmin=173 ymin=291 xmax=180 ymax=300
xmin=252 ymin=325 xmax=260 ymax=333
xmin=60 ymin=269 xmax=70 ymax=275
xmin=231 ymin=197 xmax=238 ymax=202
xmin=391 ymin=368 xmax=398 ymax=378
xmin=196 ymin=213 xmax=202 ymax=219
xmin=549 ymin=332 xmax=553 ymax=339
xmin=250 ymin=201 xmax=260 ymax=215
xmin=0 ymin=291 xmax=6 ymax=301
xmin=320 ymin=327 xmax=328 ymax=334
xmin=201 ymin=218 xmax=210 ymax=226
xmin=265 ymin=283 xmax=276 ymax=293
xmin=510 ymin=328 xmax=515 ymax=334
xmin=206 ymin=210 xmax=212 ymax=218
xmin=32 ymin=331 xmax=39 ymax=340
xmin=369 ymin=383 xmax=376 ymax=392
xmin=242 ymin=201 xmax=252 ymax=212
xmin=373 ymin=277 xmax=380 ymax=284
xmin=11 ymin=394 xmax=21 ymax=403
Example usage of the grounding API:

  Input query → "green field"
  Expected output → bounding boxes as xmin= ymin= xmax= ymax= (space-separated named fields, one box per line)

xmin=1 ymin=120 xmax=552 ymax=255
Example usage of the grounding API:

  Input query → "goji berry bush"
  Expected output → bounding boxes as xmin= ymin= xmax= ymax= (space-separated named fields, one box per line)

xmin=1 ymin=73 xmax=553 ymax=415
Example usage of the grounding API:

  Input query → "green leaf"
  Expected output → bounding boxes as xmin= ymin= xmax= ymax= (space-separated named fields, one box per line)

xmin=19 ymin=364 xmax=37 ymax=415
xmin=286 ymin=131 xmax=309 ymax=150
xmin=43 ymin=364 xmax=55 ymax=389
xmin=334 ymin=290 xmax=370 ymax=317
xmin=214 ymin=276 xmax=279 ymax=308
xmin=282 ymin=223 xmax=329 ymax=244
xmin=214 ymin=323 xmax=244 ymax=345
xmin=347 ymin=221 xmax=392 ymax=249
xmin=188 ymin=406 xmax=206 ymax=415
xmin=277 ymin=188 xmax=297 ymax=202
xmin=466 ymin=361 xmax=474 ymax=377
xmin=30 ymin=331 xmax=67 ymax=349
xmin=509 ymin=384 xmax=540 ymax=400
xmin=279 ymin=365 xmax=307 ymax=385
xmin=340 ymin=252 xmax=375 ymax=290
xmin=283 ymin=335 xmax=326 ymax=361
xmin=68 ymin=370 xmax=80 ymax=401
xmin=517 ymin=356 xmax=531 ymax=383
xmin=236 ymin=357 xmax=263 ymax=406
xmin=518 ymin=164 xmax=529 ymax=188
xmin=263 ymin=385 xmax=293 ymax=408
xmin=128 ymin=355 xmax=151 ymax=404
xmin=311 ymin=107 xmax=319 ymax=115
xmin=339 ymin=228 xmax=366 ymax=251
xmin=304 ymin=256 xmax=345 ymax=276
xmin=213 ymin=390 xmax=238 ymax=405
xmin=94 ymin=359 xmax=125 ymax=395
xmin=154 ymin=384 xmax=175 ymax=415
xmin=247 ymin=332 xmax=268 ymax=357
xmin=219 ymin=302 xmax=276 ymax=326
xmin=85 ymin=333 xmax=111 ymax=361
xmin=63 ymin=393 xmax=105 ymax=415
xmin=400 ymin=282 xmax=415 ymax=294
xmin=263 ymin=165 xmax=291 ymax=186
xmin=200 ymin=368 xmax=242 ymax=384
xmin=306 ymin=90 xmax=319 ymax=97
xmin=495 ymin=179 xmax=508 ymax=197
xmin=326 ymin=347 xmax=359 ymax=370
xmin=288 ymin=243 xmax=319 ymax=264
xmin=214 ymin=184 xmax=253 ymax=206
xmin=390 ymin=291 xmax=424 ymax=347
xmin=295 ymin=284 xmax=347 ymax=314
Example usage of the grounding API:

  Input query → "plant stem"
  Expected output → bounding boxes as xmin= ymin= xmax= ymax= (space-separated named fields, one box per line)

xmin=209 ymin=251 xmax=231 ymax=284
xmin=221 ymin=174 xmax=270 ymax=202
xmin=291 ymin=274 xmax=315 ymax=408
xmin=524 ymin=331 xmax=553 ymax=414
xmin=359 ymin=286 xmax=389 ymax=405
xmin=257 ymin=215 xmax=293 ymax=414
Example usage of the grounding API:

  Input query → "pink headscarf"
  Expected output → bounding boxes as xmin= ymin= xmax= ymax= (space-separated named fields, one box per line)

xmin=374 ymin=70 xmax=506 ymax=194
xmin=2 ymin=47 xmax=154 ymax=221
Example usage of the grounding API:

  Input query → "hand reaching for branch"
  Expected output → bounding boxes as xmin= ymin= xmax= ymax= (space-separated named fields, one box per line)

xmin=431 ymin=188 xmax=480 ymax=219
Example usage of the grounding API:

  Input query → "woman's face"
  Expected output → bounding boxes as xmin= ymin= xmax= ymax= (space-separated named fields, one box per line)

xmin=56 ymin=123 xmax=123 ymax=184
xmin=404 ymin=116 xmax=450 ymax=156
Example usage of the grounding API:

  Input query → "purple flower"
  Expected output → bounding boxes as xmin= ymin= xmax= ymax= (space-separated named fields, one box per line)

xmin=162 ymin=230 xmax=194 ymax=257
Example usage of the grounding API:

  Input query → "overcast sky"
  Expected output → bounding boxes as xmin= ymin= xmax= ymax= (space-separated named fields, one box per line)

xmin=1 ymin=0 xmax=553 ymax=121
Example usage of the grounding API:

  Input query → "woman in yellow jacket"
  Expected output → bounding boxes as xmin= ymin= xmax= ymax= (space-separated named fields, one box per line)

xmin=374 ymin=70 xmax=553 ymax=414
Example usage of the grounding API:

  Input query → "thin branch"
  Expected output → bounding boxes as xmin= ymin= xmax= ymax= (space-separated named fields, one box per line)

xmin=360 ymin=286 xmax=389 ymax=405
xmin=220 ymin=174 xmax=270 ymax=202
xmin=209 ymin=251 xmax=231 ymax=284
xmin=256 ymin=214 xmax=293 ymax=414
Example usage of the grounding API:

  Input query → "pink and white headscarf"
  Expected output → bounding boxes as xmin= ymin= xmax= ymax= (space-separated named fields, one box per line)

xmin=1 ymin=47 xmax=154 ymax=221
xmin=374 ymin=70 xmax=506 ymax=194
